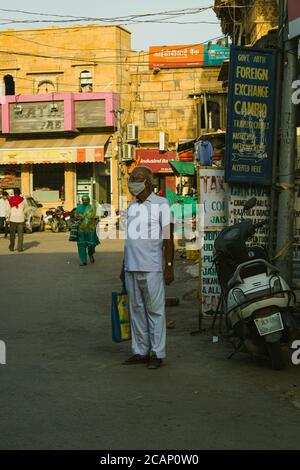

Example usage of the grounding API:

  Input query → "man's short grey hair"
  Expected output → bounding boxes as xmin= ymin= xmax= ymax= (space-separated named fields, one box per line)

xmin=132 ymin=166 xmax=154 ymax=183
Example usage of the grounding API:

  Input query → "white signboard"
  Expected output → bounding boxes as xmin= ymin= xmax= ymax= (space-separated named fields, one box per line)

xmin=201 ymin=231 xmax=222 ymax=314
xmin=199 ymin=168 xmax=228 ymax=230
xmin=199 ymin=169 xmax=227 ymax=314
xmin=228 ymin=185 xmax=270 ymax=246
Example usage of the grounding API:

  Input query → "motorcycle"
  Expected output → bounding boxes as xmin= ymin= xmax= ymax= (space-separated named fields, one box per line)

xmin=45 ymin=206 xmax=69 ymax=233
xmin=213 ymin=197 xmax=298 ymax=370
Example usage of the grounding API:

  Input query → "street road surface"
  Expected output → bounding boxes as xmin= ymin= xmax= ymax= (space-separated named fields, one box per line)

xmin=0 ymin=232 xmax=300 ymax=450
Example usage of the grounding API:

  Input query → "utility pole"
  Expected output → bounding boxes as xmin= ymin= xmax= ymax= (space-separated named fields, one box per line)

xmin=275 ymin=0 xmax=298 ymax=283
xmin=114 ymin=108 xmax=124 ymax=212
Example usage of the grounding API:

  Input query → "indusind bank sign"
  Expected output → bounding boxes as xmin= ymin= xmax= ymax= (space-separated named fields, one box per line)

xmin=225 ymin=46 xmax=277 ymax=186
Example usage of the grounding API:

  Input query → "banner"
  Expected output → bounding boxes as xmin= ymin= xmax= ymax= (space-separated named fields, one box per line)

xmin=225 ymin=46 xmax=277 ymax=186
xmin=149 ymin=43 xmax=230 ymax=69
xmin=204 ymin=43 xmax=230 ymax=66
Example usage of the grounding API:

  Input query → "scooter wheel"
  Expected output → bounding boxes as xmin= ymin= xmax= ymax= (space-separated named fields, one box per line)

xmin=266 ymin=341 xmax=285 ymax=370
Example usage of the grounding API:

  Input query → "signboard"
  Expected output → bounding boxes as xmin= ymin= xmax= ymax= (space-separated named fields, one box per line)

xmin=75 ymin=100 xmax=106 ymax=128
xmin=149 ymin=44 xmax=204 ymax=68
xmin=225 ymin=46 xmax=277 ymax=185
xmin=136 ymin=149 xmax=176 ymax=173
xmin=204 ymin=44 xmax=230 ymax=66
xmin=288 ymin=0 xmax=300 ymax=39
xmin=149 ymin=43 xmax=230 ymax=69
xmin=228 ymin=184 xmax=270 ymax=246
xmin=10 ymin=101 xmax=64 ymax=133
xmin=199 ymin=169 xmax=228 ymax=314
xmin=199 ymin=168 xmax=228 ymax=229
xmin=201 ymin=231 xmax=221 ymax=314
xmin=0 ymin=147 xmax=104 ymax=164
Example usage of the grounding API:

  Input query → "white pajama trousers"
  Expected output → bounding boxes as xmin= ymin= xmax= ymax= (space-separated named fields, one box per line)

xmin=125 ymin=271 xmax=166 ymax=359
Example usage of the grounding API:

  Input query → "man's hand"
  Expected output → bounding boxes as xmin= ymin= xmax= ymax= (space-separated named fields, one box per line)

xmin=164 ymin=266 xmax=174 ymax=285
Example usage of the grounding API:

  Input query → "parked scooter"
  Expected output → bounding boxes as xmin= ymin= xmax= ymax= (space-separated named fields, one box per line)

xmin=213 ymin=197 xmax=298 ymax=370
xmin=45 ymin=206 xmax=69 ymax=233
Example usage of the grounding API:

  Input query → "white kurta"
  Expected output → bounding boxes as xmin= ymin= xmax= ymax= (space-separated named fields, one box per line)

xmin=124 ymin=193 xmax=172 ymax=359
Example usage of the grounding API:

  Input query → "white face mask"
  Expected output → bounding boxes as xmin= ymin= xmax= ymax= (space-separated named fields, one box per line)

xmin=128 ymin=181 xmax=146 ymax=196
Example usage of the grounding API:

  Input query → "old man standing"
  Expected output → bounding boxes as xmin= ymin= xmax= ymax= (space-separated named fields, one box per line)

xmin=121 ymin=166 xmax=174 ymax=369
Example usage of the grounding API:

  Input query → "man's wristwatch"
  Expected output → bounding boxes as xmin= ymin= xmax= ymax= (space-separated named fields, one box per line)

xmin=166 ymin=262 xmax=173 ymax=267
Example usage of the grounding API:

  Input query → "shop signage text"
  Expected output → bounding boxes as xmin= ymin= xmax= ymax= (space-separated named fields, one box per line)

xmin=136 ymin=149 xmax=176 ymax=173
xmin=10 ymin=101 xmax=65 ymax=134
xmin=225 ymin=46 xmax=277 ymax=185
xmin=149 ymin=42 xmax=230 ymax=69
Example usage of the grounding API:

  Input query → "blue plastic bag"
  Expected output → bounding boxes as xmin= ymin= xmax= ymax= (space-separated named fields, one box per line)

xmin=111 ymin=289 xmax=131 ymax=343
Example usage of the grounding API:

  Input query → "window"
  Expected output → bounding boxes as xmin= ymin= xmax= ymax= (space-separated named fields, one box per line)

xmin=144 ymin=110 xmax=158 ymax=128
xmin=37 ymin=80 xmax=56 ymax=94
xmin=4 ymin=75 xmax=15 ymax=96
xmin=201 ymin=101 xmax=220 ymax=130
xmin=80 ymin=70 xmax=93 ymax=92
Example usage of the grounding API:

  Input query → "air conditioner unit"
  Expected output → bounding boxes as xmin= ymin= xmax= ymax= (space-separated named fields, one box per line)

xmin=122 ymin=144 xmax=136 ymax=162
xmin=127 ymin=124 xmax=139 ymax=142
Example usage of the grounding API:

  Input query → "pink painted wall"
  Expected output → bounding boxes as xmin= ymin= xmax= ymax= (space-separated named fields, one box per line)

xmin=1 ymin=92 xmax=118 ymax=133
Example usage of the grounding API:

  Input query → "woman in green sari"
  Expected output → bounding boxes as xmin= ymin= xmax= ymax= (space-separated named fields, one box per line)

xmin=76 ymin=195 xmax=99 ymax=266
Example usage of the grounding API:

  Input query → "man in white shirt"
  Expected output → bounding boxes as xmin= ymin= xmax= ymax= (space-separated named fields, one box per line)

xmin=120 ymin=166 xmax=174 ymax=369
xmin=8 ymin=188 xmax=27 ymax=252
xmin=0 ymin=191 xmax=10 ymax=238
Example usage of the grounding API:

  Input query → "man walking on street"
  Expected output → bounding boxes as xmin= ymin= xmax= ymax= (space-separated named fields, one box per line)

xmin=120 ymin=166 xmax=174 ymax=369
xmin=8 ymin=188 xmax=27 ymax=252
xmin=0 ymin=191 xmax=10 ymax=238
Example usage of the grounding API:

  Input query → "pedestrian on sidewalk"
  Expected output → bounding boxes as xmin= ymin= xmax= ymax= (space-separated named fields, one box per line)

xmin=0 ymin=191 xmax=10 ymax=238
xmin=76 ymin=195 xmax=99 ymax=266
xmin=120 ymin=166 xmax=174 ymax=370
xmin=8 ymin=188 xmax=27 ymax=252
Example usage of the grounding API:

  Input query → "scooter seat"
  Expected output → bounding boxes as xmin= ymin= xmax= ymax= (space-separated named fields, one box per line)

xmin=227 ymin=259 xmax=279 ymax=290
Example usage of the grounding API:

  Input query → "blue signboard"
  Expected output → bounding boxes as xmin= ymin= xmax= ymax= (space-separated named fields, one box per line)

xmin=225 ymin=46 xmax=277 ymax=185
xmin=204 ymin=44 xmax=230 ymax=66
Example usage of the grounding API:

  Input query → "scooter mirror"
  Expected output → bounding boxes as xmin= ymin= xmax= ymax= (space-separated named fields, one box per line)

xmin=243 ymin=197 xmax=257 ymax=212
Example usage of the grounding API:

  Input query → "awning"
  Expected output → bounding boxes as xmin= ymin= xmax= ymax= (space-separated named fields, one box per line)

xmin=0 ymin=134 xmax=111 ymax=164
xmin=168 ymin=160 xmax=195 ymax=176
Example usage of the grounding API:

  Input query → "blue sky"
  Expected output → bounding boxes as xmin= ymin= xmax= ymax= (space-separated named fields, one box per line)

xmin=0 ymin=1 xmax=222 ymax=50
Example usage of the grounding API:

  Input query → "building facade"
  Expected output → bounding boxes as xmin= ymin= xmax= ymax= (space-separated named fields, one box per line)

xmin=214 ymin=0 xmax=279 ymax=46
xmin=0 ymin=24 xmax=131 ymax=209
xmin=0 ymin=24 xmax=228 ymax=209
xmin=121 ymin=47 xmax=227 ymax=196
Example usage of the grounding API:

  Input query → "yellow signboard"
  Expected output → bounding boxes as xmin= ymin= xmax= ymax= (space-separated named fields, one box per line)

xmin=0 ymin=148 xmax=75 ymax=164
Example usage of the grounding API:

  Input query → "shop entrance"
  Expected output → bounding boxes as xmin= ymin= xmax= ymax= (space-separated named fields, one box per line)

xmin=0 ymin=165 xmax=21 ymax=195
xmin=32 ymin=164 xmax=64 ymax=203
xmin=76 ymin=163 xmax=94 ymax=203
